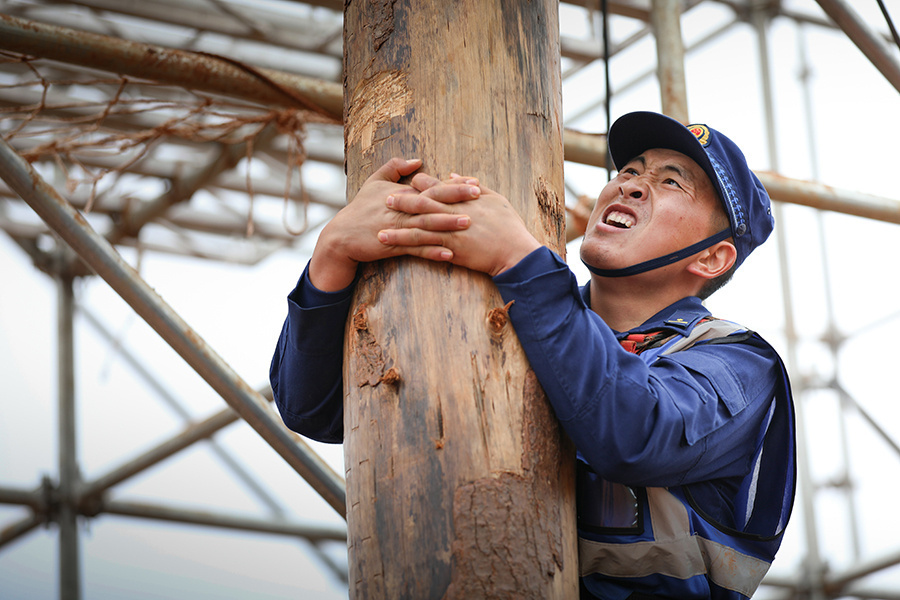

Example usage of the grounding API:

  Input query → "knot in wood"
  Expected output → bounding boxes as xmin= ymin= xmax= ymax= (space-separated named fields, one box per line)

xmin=486 ymin=300 xmax=515 ymax=337
xmin=379 ymin=366 xmax=401 ymax=387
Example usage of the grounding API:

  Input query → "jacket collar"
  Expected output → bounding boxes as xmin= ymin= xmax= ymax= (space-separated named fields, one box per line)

xmin=579 ymin=287 xmax=711 ymax=338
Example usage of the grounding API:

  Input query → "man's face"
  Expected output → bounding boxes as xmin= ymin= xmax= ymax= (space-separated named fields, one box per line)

xmin=580 ymin=148 xmax=721 ymax=275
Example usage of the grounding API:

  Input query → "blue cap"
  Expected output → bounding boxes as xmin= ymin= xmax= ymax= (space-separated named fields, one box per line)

xmin=607 ymin=111 xmax=774 ymax=270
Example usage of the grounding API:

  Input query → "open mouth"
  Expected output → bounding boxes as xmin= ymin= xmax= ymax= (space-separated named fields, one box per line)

xmin=603 ymin=208 xmax=636 ymax=229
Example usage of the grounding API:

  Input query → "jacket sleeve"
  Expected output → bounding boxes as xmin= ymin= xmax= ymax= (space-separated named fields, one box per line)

xmin=269 ymin=263 xmax=355 ymax=444
xmin=492 ymin=247 xmax=782 ymax=488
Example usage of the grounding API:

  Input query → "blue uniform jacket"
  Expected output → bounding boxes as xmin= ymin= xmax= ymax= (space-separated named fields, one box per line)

xmin=270 ymin=247 xmax=795 ymax=599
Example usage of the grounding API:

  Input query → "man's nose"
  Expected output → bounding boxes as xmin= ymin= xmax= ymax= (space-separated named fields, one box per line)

xmin=619 ymin=178 xmax=647 ymax=200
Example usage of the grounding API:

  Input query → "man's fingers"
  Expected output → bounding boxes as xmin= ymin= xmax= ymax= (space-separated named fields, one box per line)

xmin=411 ymin=246 xmax=455 ymax=262
xmin=380 ymin=243 xmax=454 ymax=263
xmin=411 ymin=213 xmax=470 ymax=231
xmin=367 ymin=157 xmax=422 ymax=184
xmin=387 ymin=192 xmax=440 ymax=215
xmin=410 ymin=172 xmax=478 ymax=190
xmin=388 ymin=185 xmax=479 ymax=214
xmin=377 ymin=227 xmax=452 ymax=248
xmin=410 ymin=172 xmax=442 ymax=191
xmin=387 ymin=191 xmax=472 ymax=217
xmin=378 ymin=227 xmax=454 ymax=262
xmin=429 ymin=183 xmax=481 ymax=204
xmin=449 ymin=173 xmax=479 ymax=186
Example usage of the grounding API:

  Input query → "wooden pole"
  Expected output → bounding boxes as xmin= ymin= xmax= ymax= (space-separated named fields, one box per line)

xmin=342 ymin=2 xmax=577 ymax=598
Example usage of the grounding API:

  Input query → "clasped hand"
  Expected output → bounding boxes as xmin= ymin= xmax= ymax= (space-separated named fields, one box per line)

xmin=308 ymin=157 xmax=541 ymax=292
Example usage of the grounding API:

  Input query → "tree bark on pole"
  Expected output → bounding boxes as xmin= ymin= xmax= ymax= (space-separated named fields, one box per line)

xmin=342 ymin=2 xmax=577 ymax=598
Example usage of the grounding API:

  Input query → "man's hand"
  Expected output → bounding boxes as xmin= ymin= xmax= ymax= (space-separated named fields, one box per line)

xmin=377 ymin=172 xmax=542 ymax=277
xmin=308 ymin=158 xmax=477 ymax=291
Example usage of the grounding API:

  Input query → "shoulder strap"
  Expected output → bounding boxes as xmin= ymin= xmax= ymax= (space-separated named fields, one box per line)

xmin=661 ymin=318 xmax=748 ymax=356
xmin=619 ymin=317 xmax=749 ymax=356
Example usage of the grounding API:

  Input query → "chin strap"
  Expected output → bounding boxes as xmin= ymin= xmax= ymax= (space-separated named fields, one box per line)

xmin=582 ymin=228 xmax=731 ymax=278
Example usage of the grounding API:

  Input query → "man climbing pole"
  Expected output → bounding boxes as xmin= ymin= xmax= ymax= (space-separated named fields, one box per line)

xmin=270 ymin=2 xmax=794 ymax=598
xmin=271 ymin=111 xmax=796 ymax=599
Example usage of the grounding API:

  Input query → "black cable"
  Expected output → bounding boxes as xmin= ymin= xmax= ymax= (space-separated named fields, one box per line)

xmin=876 ymin=0 xmax=900 ymax=51
xmin=601 ymin=0 xmax=613 ymax=180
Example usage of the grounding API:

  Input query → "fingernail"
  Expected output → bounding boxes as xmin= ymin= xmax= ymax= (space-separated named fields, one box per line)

xmin=457 ymin=216 xmax=470 ymax=227
xmin=386 ymin=195 xmax=394 ymax=207
xmin=378 ymin=231 xmax=388 ymax=243
xmin=406 ymin=158 xmax=420 ymax=165
xmin=469 ymin=186 xmax=480 ymax=197
xmin=440 ymin=250 xmax=453 ymax=259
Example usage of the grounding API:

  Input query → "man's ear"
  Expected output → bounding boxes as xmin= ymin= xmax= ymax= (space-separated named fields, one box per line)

xmin=687 ymin=241 xmax=737 ymax=280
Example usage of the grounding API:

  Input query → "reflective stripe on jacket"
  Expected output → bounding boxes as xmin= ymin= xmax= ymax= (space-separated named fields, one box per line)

xmin=578 ymin=321 xmax=796 ymax=600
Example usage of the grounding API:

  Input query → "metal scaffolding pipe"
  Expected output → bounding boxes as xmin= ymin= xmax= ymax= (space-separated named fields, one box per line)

xmin=754 ymin=6 xmax=830 ymax=599
xmin=797 ymin=18 xmax=863 ymax=562
xmin=837 ymin=591 xmax=900 ymax=600
xmin=79 ymin=308 xmax=286 ymax=517
xmin=562 ymin=129 xmax=608 ymax=168
xmin=78 ymin=408 xmax=239 ymax=507
xmin=835 ymin=382 xmax=900 ymax=459
xmin=563 ymin=0 xmax=651 ymax=21
xmin=814 ymin=0 xmax=900 ymax=94
xmin=825 ymin=547 xmax=900 ymax=594
xmin=651 ymin=0 xmax=689 ymax=123
xmin=101 ymin=499 xmax=346 ymax=543
xmin=0 ymin=14 xmax=343 ymax=120
xmin=0 ymin=136 xmax=347 ymax=518
xmin=45 ymin=0 xmax=344 ymax=61
xmin=564 ymin=16 xmax=736 ymax=124
xmin=1 ymin=14 xmax=897 ymax=227
xmin=56 ymin=271 xmax=81 ymax=600
xmin=0 ymin=514 xmax=44 ymax=549
xmin=0 ymin=486 xmax=46 ymax=511
xmin=13 ymin=0 xmax=638 ymax=67
xmin=756 ymin=171 xmax=900 ymax=225
xmin=564 ymin=169 xmax=900 ymax=241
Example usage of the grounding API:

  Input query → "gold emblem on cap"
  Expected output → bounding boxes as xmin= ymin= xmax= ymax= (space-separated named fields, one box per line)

xmin=688 ymin=124 xmax=710 ymax=146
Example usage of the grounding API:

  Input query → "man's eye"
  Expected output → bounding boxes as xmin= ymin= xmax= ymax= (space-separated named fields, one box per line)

xmin=665 ymin=178 xmax=682 ymax=188
xmin=623 ymin=168 xmax=639 ymax=176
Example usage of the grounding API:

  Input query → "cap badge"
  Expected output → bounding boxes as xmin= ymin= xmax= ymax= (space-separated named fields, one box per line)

xmin=688 ymin=124 xmax=710 ymax=146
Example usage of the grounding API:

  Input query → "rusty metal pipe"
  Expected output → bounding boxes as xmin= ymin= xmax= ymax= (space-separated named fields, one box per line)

xmin=0 ymin=14 xmax=343 ymax=120
xmin=813 ymin=0 xmax=900 ymax=94
xmin=756 ymin=171 xmax=900 ymax=225
xmin=651 ymin=0 xmax=689 ymax=123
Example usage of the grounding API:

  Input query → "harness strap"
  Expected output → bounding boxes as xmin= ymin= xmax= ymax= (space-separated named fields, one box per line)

xmin=618 ymin=317 xmax=714 ymax=355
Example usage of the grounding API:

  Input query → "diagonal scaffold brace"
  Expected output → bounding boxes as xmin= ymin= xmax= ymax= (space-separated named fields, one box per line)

xmin=0 ymin=135 xmax=347 ymax=519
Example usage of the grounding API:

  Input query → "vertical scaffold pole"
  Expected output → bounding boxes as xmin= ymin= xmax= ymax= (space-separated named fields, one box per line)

xmin=56 ymin=269 xmax=81 ymax=600
xmin=651 ymin=0 xmax=689 ymax=123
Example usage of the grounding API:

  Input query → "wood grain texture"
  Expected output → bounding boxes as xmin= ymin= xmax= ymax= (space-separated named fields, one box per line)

xmin=343 ymin=2 xmax=576 ymax=598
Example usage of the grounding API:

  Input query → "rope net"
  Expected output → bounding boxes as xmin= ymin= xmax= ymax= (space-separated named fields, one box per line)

xmin=0 ymin=51 xmax=334 ymax=250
